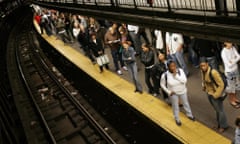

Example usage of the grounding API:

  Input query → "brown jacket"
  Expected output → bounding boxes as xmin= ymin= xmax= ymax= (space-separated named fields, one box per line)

xmin=201 ymin=67 xmax=224 ymax=99
xmin=104 ymin=30 xmax=120 ymax=51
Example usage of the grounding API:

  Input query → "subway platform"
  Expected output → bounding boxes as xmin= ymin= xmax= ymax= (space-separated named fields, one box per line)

xmin=34 ymin=20 xmax=237 ymax=143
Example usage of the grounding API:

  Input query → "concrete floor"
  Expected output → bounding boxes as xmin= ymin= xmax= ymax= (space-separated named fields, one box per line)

xmin=67 ymin=39 xmax=238 ymax=141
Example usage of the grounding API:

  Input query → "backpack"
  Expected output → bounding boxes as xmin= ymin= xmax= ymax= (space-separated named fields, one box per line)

xmin=209 ymin=68 xmax=227 ymax=100
xmin=164 ymin=69 xmax=181 ymax=88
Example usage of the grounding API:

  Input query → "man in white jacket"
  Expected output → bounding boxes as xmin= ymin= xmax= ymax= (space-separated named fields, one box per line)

xmin=160 ymin=60 xmax=195 ymax=126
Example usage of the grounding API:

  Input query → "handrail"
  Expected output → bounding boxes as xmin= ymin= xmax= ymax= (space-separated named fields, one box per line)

xmin=38 ymin=0 xmax=240 ymax=16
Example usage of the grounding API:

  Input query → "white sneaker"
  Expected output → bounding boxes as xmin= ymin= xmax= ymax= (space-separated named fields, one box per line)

xmin=117 ymin=70 xmax=122 ymax=75
xmin=122 ymin=66 xmax=128 ymax=71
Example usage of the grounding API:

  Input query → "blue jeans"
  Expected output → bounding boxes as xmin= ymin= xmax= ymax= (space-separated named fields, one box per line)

xmin=208 ymin=95 xmax=228 ymax=129
xmin=168 ymin=50 xmax=189 ymax=76
xmin=111 ymin=49 xmax=124 ymax=71
xmin=188 ymin=46 xmax=199 ymax=67
xmin=126 ymin=62 xmax=142 ymax=91
xmin=226 ymin=69 xmax=240 ymax=93
xmin=170 ymin=93 xmax=193 ymax=121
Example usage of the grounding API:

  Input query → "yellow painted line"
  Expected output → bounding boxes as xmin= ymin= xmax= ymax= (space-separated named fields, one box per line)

xmin=33 ymin=20 xmax=231 ymax=144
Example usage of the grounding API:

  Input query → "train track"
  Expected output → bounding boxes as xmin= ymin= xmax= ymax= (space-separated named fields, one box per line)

xmin=7 ymin=8 xmax=127 ymax=144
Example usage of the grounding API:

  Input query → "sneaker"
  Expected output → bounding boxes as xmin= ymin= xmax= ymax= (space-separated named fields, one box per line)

xmin=117 ymin=70 xmax=122 ymax=75
xmin=122 ymin=66 xmax=128 ymax=71
xmin=134 ymin=89 xmax=143 ymax=94
xmin=152 ymin=93 xmax=157 ymax=97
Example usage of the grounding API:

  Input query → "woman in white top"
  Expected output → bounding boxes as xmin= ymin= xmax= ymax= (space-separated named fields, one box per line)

xmin=72 ymin=22 xmax=83 ymax=38
xmin=160 ymin=60 xmax=195 ymax=126
xmin=221 ymin=41 xmax=240 ymax=108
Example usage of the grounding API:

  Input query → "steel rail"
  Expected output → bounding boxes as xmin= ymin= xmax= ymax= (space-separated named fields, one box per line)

xmin=30 ymin=31 xmax=117 ymax=144
xmin=14 ymin=19 xmax=57 ymax=144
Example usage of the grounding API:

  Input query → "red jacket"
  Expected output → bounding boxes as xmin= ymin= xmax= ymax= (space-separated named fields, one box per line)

xmin=34 ymin=15 xmax=41 ymax=24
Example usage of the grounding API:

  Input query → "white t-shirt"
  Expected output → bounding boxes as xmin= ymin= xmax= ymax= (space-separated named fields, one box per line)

xmin=221 ymin=46 xmax=240 ymax=72
xmin=165 ymin=32 xmax=184 ymax=54
xmin=73 ymin=28 xmax=80 ymax=38
xmin=160 ymin=68 xmax=187 ymax=95
xmin=127 ymin=25 xmax=139 ymax=34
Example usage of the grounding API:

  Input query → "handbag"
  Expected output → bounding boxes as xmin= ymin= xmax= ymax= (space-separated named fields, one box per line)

xmin=96 ymin=54 xmax=109 ymax=66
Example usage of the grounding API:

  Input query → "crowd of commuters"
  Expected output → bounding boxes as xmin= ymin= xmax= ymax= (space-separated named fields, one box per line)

xmin=33 ymin=5 xmax=240 ymax=134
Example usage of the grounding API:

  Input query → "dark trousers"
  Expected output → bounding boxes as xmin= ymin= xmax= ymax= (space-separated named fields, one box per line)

xmin=100 ymin=64 xmax=109 ymax=72
xmin=83 ymin=46 xmax=95 ymax=62
xmin=155 ymin=75 xmax=168 ymax=99
xmin=208 ymin=95 xmax=228 ymax=129
xmin=145 ymin=68 xmax=159 ymax=94
xmin=111 ymin=49 xmax=124 ymax=71
xmin=43 ymin=23 xmax=52 ymax=36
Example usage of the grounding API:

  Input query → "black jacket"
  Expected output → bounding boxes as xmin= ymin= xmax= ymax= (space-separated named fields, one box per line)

xmin=153 ymin=60 xmax=168 ymax=79
xmin=140 ymin=50 xmax=155 ymax=67
xmin=89 ymin=38 xmax=104 ymax=57
xmin=122 ymin=47 xmax=136 ymax=64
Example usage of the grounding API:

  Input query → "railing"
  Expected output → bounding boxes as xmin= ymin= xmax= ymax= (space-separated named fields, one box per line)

xmin=39 ymin=0 xmax=240 ymax=16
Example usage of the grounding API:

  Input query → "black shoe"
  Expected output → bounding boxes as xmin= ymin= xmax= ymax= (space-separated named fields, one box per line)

xmin=175 ymin=120 xmax=182 ymax=126
xmin=92 ymin=61 xmax=96 ymax=65
xmin=148 ymin=90 xmax=153 ymax=94
xmin=187 ymin=116 xmax=195 ymax=121
xmin=135 ymin=89 xmax=143 ymax=94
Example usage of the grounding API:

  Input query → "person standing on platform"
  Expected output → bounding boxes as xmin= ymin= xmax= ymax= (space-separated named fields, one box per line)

xmin=56 ymin=13 xmax=72 ymax=44
xmin=195 ymin=38 xmax=219 ymax=70
xmin=200 ymin=57 xmax=228 ymax=133
xmin=154 ymin=51 xmax=170 ymax=104
xmin=40 ymin=10 xmax=52 ymax=36
xmin=166 ymin=32 xmax=189 ymax=76
xmin=160 ymin=60 xmax=195 ymax=126
xmin=127 ymin=24 xmax=142 ymax=55
xmin=154 ymin=30 xmax=164 ymax=52
xmin=140 ymin=43 xmax=158 ymax=96
xmin=64 ymin=13 xmax=74 ymax=43
xmin=122 ymin=41 xmax=143 ymax=94
xmin=89 ymin=33 xmax=109 ymax=73
xmin=105 ymin=27 xmax=127 ymax=75
xmin=119 ymin=24 xmax=131 ymax=43
xmin=77 ymin=26 xmax=95 ymax=63
xmin=221 ymin=41 xmax=240 ymax=108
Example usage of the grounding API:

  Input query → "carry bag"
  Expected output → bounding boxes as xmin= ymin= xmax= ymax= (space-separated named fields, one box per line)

xmin=96 ymin=54 xmax=109 ymax=66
